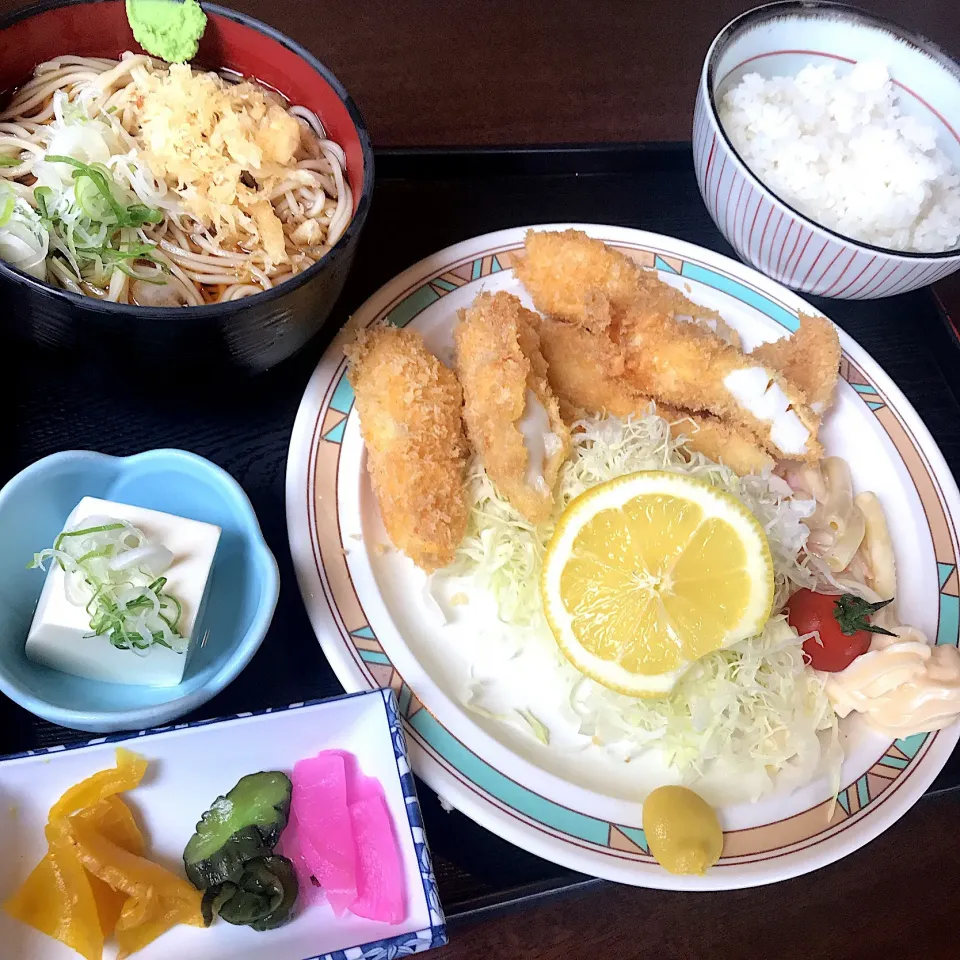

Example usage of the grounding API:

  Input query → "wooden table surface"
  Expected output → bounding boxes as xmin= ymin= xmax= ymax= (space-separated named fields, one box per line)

xmin=450 ymin=794 xmax=960 ymax=960
xmin=3 ymin=0 xmax=960 ymax=957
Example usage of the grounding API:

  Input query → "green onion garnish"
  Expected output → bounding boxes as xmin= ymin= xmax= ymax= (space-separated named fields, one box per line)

xmin=34 ymin=186 xmax=53 ymax=222
xmin=45 ymin=155 xmax=163 ymax=229
xmin=75 ymin=242 xmax=162 ymax=263
xmin=53 ymin=522 xmax=125 ymax=554
xmin=0 ymin=190 xmax=14 ymax=229
xmin=112 ymin=260 xmax=168 ymax=284
xmin=30 ymin=520 xmax=186 ymax=655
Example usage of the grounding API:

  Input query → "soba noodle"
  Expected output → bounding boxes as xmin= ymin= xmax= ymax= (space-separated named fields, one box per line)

xmin=0 ymin=52 xmax=353 ymax=306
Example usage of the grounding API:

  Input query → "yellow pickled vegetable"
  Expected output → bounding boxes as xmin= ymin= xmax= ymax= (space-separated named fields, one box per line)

xmin=79 ymin=796 xmax=147 ymax=936
xmin=66 ymin=816 xmax=203 ymax=957
xmin=642 ymin=785 xmax=723 ymax=876
xmin=3 ymin=749 xmax=205 ymax=959
xmin=8 ymin=793 xmax=148 ymax=956
xmin=49 ymin=749 xmax=147 ymax=821
xmin=7 ymin=825 xmax=105 ymax=960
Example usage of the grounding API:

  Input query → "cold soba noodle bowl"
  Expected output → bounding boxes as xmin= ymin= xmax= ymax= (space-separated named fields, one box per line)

xmin=0 ymin=52 xmax=353 ymax=306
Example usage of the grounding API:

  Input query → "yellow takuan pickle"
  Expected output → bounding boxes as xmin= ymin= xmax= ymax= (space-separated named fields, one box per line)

xmin=4 ymin=748 xmax=205 ymax=959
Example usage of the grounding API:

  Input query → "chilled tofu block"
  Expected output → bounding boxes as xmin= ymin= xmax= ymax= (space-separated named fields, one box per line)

xmin=25 ymin=496 xmax=221 ymax=687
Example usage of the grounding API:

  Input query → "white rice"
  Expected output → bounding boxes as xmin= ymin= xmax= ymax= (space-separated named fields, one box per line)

xmin=718 ymin=60 xmax=960 ymax=253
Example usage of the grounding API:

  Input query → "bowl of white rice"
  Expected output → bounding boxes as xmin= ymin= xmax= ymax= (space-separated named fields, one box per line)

xmin=694 ymin=1 xmax=960 ymax=299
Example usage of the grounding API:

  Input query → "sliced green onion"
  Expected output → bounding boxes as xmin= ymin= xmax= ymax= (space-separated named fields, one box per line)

xmin=52 ymin=523 xmax=125 ymax=553
xmin=0 ymin=189 xmax=14 ymax=228
xmin=47 ymin=155 xmax=163 ymax=229
xmin=163 ymin=591 xmax=183 ymax=625
xmin=34 ymin=186 xmax=53 ymax=222
xmin=28 ymin=148 xmax=170 ymax=287
xmin=114 ymin=260 xmax=167 ymax=284
xmin=30 ymin=519 xmax=185 ymax=655
xmin=75 ymin=175 xmax=107 ymax=221
xmin=0 ymin=155 xmax=23 ymax=168
xmin=30 ymin=151 xmax=165 ymax=284
xmin=126 ymin=204 xmax=163 ymax=226
xmin=47 ymin=155 xmax=128 ymax=222
xmin=75 ymin=242 xmax=163 ymax=265
xmin=76 ymin=546 xmax=114 ymax=564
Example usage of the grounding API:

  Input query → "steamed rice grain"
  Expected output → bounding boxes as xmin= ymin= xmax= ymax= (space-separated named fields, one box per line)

xmin=718 ymin=61 xmax=960 ymax=253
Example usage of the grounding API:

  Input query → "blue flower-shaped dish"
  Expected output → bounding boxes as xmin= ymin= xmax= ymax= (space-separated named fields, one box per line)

xmin=0 ymin=449 xmax=279 ymax=733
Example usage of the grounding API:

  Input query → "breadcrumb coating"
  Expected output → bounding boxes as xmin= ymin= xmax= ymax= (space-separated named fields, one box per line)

xmin=520 ymin=228 xmax=827 ymax=462
xmin=455 ymin=292 xmax=571 ymax=523
xmin=750 ymin=312 xmax=841 ymax=413
xmin=539 ymin=318 xmax=775 ymax=476
xmin=345 ymin=324 xmax=468 ymax=571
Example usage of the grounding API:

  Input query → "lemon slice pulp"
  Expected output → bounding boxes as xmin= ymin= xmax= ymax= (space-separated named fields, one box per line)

xmin=541 ymin=470 xmax=774 ymax=697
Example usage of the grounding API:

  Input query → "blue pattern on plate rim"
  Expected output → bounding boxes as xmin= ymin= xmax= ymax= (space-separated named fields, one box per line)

xmin=1 ymin=687 xmax=449 ymax=959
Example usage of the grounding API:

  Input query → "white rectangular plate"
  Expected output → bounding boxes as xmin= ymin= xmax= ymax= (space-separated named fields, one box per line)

xmin=0 ymin=689 xmax=447 ymax=960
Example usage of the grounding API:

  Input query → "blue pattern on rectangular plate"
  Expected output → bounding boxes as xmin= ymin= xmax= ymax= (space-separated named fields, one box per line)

xmin=2 ymin=688 xmax=448 ymax=960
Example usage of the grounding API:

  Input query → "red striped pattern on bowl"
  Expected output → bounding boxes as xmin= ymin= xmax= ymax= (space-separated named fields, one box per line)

xmin=693 ymin=92 xmax=960 ymax=299
xmin=692 ymin=2 xmax=960 ymax=300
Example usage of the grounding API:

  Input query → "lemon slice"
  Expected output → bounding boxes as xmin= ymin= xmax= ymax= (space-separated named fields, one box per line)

xmin=541 ymin=471 xmax=774 ymax=697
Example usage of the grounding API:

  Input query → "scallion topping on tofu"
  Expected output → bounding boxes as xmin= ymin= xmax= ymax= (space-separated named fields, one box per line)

xmin=29 ymin=517 xmax=186 ymax=654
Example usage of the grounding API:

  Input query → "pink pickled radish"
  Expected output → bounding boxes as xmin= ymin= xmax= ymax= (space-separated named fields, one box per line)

xmin=329 ymin=749 xmax=383 ymax=803
xmin=349 ymin=793 xmax=406 ymax=924
xmin=284 ymin=749 xmax=408 ymax=924
xmin=291 ymin=752 xmax=357 ymax=916
xmin=276 ymin=808 xmax=324 ymax=906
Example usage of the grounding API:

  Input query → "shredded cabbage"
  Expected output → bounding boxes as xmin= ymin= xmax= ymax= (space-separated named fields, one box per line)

xmin=438 ymin=412 xmax=840 ymax=800
xmin=439 ymin=411 xmax=818 ymax=625
xmin=572 ymin=617 xmax=840 ymax=803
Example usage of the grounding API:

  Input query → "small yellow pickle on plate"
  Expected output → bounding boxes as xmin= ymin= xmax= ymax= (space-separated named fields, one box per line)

xmin=642 ymin=785 xmax=723 ymax=876
xmin=4 ymin=747 xmax=204 ymax=959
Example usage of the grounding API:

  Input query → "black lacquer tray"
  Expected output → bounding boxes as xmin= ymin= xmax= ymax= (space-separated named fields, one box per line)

xmin=3 ymin=145 xmax=960 ymax=926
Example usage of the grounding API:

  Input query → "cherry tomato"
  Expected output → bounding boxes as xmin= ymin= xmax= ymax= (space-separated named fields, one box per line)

xmin=786 ymin=589 xmax=894 ymax=672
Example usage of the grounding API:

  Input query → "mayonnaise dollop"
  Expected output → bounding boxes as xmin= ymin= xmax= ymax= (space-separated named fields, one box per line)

xmin=825 ymin=627 xmax=960 ymax=738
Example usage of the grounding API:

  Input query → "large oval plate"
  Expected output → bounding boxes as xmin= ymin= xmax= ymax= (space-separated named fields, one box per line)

xmin=286 ymin=225 xmax=960 ymax=889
